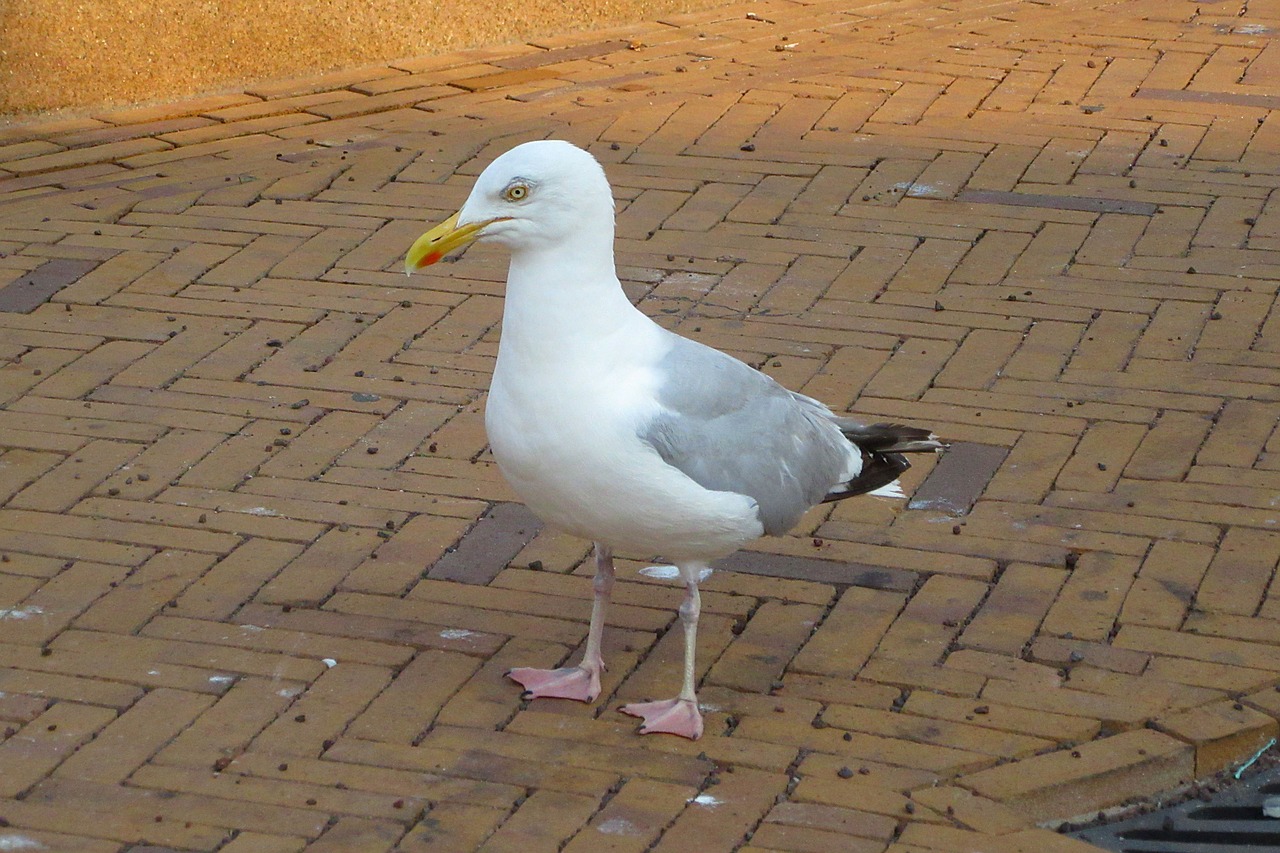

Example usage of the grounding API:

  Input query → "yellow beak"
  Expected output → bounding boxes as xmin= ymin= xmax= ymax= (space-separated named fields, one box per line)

xmin=404 ymin=212 xmax=501 ymax=274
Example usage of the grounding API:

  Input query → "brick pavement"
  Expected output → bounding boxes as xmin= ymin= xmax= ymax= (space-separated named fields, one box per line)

xmin=1 ymin=0 xmax=1279 ymax=850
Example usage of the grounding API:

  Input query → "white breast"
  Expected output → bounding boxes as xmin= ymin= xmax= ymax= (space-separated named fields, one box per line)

xmin=484 ymin=332 xmax=764 ymax=560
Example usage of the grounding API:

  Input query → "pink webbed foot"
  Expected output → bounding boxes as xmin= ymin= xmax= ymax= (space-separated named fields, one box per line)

xmin=619 ymin=697 xmax=704 ymax=739
xmin=507 ymin=665 xmax=601 ymax=702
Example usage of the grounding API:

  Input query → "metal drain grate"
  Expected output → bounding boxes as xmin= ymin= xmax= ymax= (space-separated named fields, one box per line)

xmin=1071 ymin=765 xmax=1280 ymax=851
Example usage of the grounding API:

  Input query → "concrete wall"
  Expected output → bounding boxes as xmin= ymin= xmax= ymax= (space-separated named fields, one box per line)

xmin=0 ymin=0 xmax=723 ymax=115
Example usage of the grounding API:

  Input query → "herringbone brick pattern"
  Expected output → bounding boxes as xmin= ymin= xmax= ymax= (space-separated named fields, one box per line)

xmin=1 ymin=0 xmax=1279 ymax=850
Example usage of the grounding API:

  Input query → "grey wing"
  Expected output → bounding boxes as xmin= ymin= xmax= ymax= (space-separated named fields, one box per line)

xmin=639 ymin=335 xmax=857 ymax=535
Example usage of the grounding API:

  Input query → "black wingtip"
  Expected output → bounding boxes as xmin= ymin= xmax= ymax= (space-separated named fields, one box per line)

xmin=838 ymin=421 xmax=945 ymax=453
xmin=822 ymin=451 xmax=912 ymax=502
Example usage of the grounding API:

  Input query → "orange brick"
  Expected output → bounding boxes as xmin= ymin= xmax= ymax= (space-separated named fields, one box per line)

xmin=763 ymin=800 xmax=898 ymax=843
xmin=52 ymin=688 xmax=215 ymax=783
xmin=1133 ymin=299 xmax=1211 ymax=361
xmin=1195 ymin=527 xmax=1280 ymax=616
xmin=98 ymin=428 xmax=229 ymax=500
xmin=7 ymin=439 xmax=143 ymax=512
xmin=257 ymin=410 xmax=384 ymax=480
xmin=979 ymin=679 xmax=1161 ymax=730
xmin=1030 ymin=635 xmax=1149 ymax=675
xmin=0 ymin=449 xmax=61 ymax=506
xmin=38 ymin=774 xmax=329 ymax=837
xmin=0 ymin=701 xmax=118 ymax=797
xmin=4 ymin=138 xmax=171 ymax=174
xmin=824 ymin=702 xmax=1053 ymax=759
xmin=707 ymin=599 xmax=826 ymax=693
xmin=874 ymin=575 xmax=989 ymax=665
xmin=0 ymin=827 xmax=122 ymax=853
xmin=134 ymin=760 xmax=426 ymax=824
xmin=330 ymin=733 xmax=616 ymax=797
xmin=1053 ymin=421 xmax=1147 ymax=492
xmin=1041 ymin=552 xmax=1143 ymax=643
xmin=345 ymin=649 xmax=481 ymax=743
xmin=1115 ymin=625 xmax=1280 ymax=674
xmin=791 ymin=756 xmax=946 ymax=816
xmin=0 ymin=784 xmax=230 ymax=848
xmin=1118 ymin=539 xmax=1213 ymax=629
xmin=0 ymin=560 xmax=127 ymax=646
xmin=991 ymin=828 xmax=1116 ymax=853
xmin=144 ymin=614 xmax=410 ymax=668
xmin=284 ymin=817 xmax=393 ymax=853
xmin=563 ymin=777 xmax=699 ymax=853
xmin=73 ymin=549 xmax=217 ymax=633
xmin=860 ymin=657 xmax=987 ymax=698
xmin=344 ymin=514 xmax=474 ymax=595
xmin=958 ymin=563 xmax=1068 ymax=656
xmin=945 ymin=649 xmax=1063 ymax=688
xmin=749 ymin=823 xmax=886 ymax=853
xmin=1156 ymin=698 xmax=1279 ymax=776
xmin=958 ymin=729 xmax=1192 ymax=823
xmin=776 ymin=675 xmax=902 ymax=712
xmin=477 ymin=789 xmax=601 ymax=853
xmin=230 ymin=749 xmax=519 ymax=810
xmin=252 ymin=662 xmax=393 ymax=756
xmin=435 ymin=722 xmax=708 ymax=788
xmin=1146 ymin=656 xmax=1278 ymax=694
xmin=1198 ymin=399 xmax=1280 ymax=466
xmin=739 ymin=712 xmax=991 ymax=776
xmin=170 ymin=537 xmax=305 ymax=620
xmin=399 ymin=802 xmax=511 ymax=849
xmin=0 ymin=667 xmax=143 ymax=710
xmin=1000 ymin=322 xmax=1084 ymax=382
xmin=790 ymin=586 xmax=905 ymax=679
xmin=171 ymin=422 xmax=285 ymax=488
xmin=499 ymin=567 xmax=751 ymax=620
xmin=178 ymin=480 xmax=411 ymax=529
xmin=910 ymin=786 xmax=1030 ymax=834
xmin=657 ymin=767 xmax=787 ymax=852
xmin=895 ymin=824 xmax=1000 ymax=852
xmin=1067 ymin=668 xmax=1221 ymax=717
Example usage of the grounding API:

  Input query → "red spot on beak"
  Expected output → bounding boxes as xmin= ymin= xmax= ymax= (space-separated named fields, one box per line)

xmin=418 ymin=251 xmax=441 ymax=268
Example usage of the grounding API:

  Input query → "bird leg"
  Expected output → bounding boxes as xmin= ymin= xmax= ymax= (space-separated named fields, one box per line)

xmin=507 ymin=543 xmax=613 ymax=702
xmin=620 ymin=566 xmax=705 ymax=739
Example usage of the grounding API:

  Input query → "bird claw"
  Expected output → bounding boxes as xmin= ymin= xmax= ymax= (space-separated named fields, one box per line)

xmin=620 ymin=697 xmax=704 ymax=740
xmin=507 ymin=665 xmax=601 ymax=703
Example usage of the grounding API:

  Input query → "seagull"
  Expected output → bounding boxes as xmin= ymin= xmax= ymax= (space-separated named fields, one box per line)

xmin=405 ymin=140 xmax=943 ymax=739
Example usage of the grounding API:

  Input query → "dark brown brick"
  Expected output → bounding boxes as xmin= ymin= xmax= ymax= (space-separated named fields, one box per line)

xmin=426 ymin=502 xmax=544 ymax=585
xmin=956 ymin=189 xmax=1158 ymax=216
xmin=0 ymin=258 xmax=99 ymax=313
xmin=907 ymin=442 xmax=1008 ymax=516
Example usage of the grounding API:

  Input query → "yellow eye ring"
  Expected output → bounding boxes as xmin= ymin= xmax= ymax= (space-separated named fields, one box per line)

xmin=505 ymin=184 xmax=528 ymax=201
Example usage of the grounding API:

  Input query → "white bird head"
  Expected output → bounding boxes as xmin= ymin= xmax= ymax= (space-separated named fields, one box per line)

xmin=405 ymin=140 xmax=616 ymax=273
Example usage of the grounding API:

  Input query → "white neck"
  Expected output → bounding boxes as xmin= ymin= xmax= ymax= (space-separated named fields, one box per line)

xmin=496 ymin=240 xmax=653 ymax=372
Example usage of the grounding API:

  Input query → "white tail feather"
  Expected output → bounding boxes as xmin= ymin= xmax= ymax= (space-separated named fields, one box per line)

xmin=869 ymin=480 xmax=906 ymax=499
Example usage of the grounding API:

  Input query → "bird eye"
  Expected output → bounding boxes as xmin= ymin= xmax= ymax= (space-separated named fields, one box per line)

xmin=505 ymin=184 xmax=529 ymax=201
